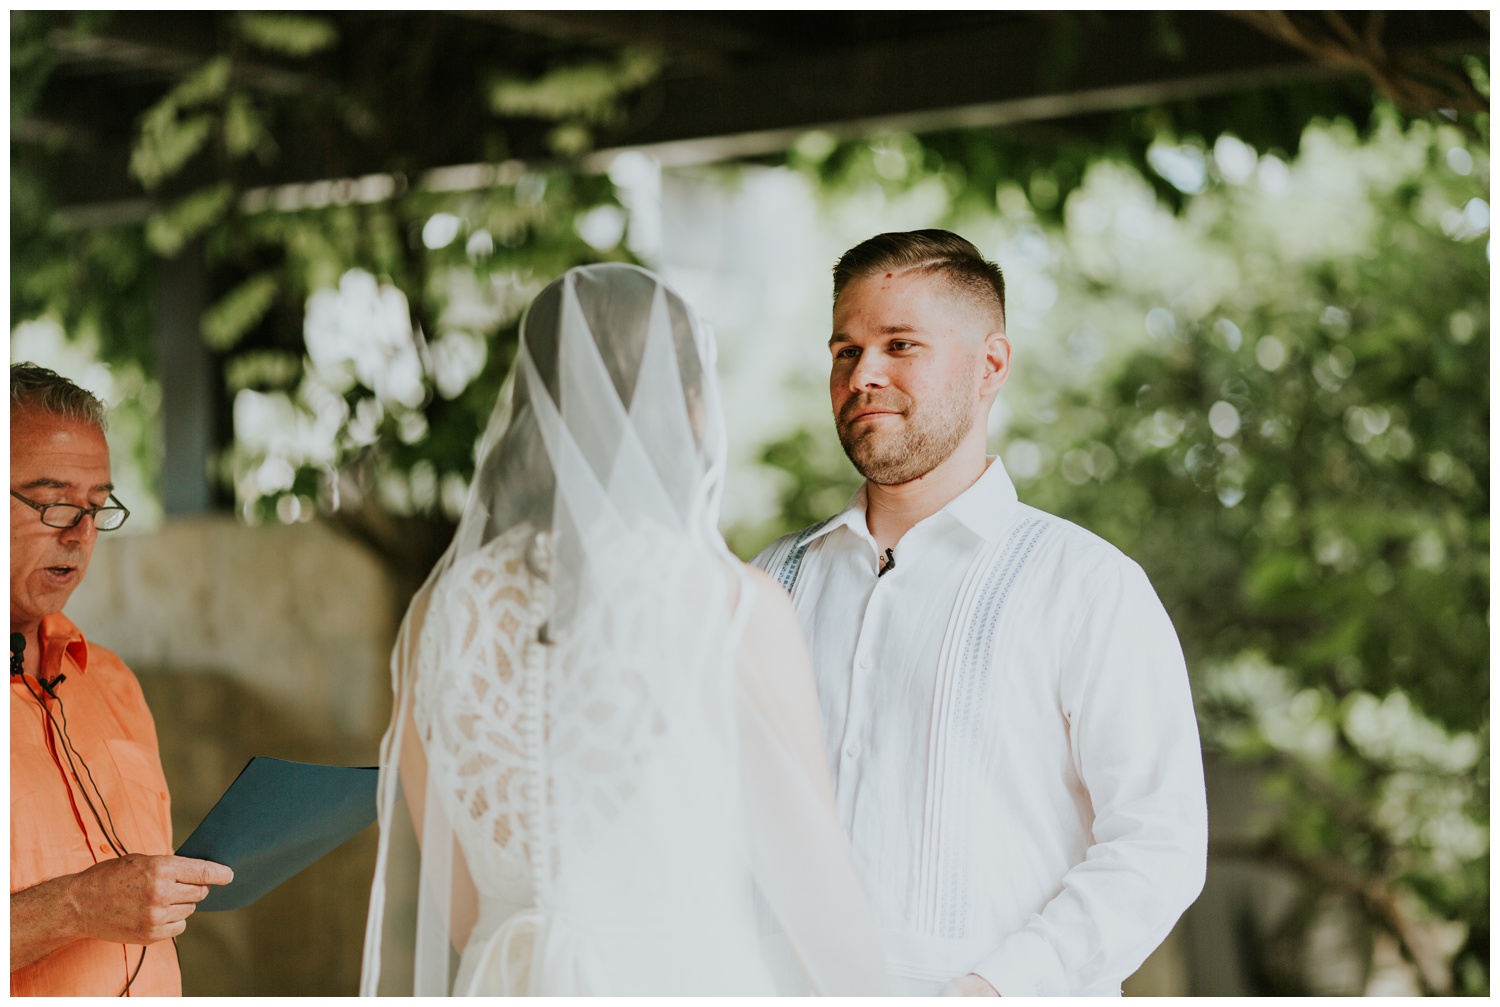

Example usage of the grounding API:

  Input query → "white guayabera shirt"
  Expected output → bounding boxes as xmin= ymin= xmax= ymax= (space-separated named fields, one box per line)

xmin=754 ymin=457 xmax=1208 ymax=996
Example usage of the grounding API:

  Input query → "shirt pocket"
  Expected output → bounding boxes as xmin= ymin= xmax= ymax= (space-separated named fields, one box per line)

xmin=104 ymin=738 xmax=173 ymax=854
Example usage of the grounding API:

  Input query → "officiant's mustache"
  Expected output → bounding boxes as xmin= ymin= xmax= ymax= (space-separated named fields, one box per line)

xmin=42 ymin=547 xmax=86 ymax=567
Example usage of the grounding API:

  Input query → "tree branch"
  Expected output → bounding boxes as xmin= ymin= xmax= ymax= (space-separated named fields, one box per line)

xmin=1211 ymin=836 xmax=1454 ymax=995
xmin=1226 ymin=10 xmax=1488 ymax=117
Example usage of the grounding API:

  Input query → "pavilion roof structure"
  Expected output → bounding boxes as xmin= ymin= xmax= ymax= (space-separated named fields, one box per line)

xmin=20 ymin=10 xmax=1489 ymax=223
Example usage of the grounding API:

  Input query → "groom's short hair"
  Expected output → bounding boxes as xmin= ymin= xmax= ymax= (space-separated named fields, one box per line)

xmin=832 ymin=229 xmax=1006 ymax=329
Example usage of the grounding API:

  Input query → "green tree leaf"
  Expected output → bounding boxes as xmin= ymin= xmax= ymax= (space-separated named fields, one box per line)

xmin=236 ymin=13 xmax=339 ymax=57
xmin=145 ymin=183 xmax=235 ymax=256
xmin=202 ymin=273 xmax=280 ymax=352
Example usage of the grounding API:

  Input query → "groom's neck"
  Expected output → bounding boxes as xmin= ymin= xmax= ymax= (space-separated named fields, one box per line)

xmin=864 ymin=444 xmax=990 ymax=555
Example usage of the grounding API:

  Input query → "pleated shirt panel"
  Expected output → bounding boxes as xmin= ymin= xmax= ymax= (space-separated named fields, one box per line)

xmin=754 ymin=457 xmax=1208 ymax=994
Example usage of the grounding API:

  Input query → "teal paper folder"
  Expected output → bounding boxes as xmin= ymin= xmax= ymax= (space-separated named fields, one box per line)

xmin=175 ymin=756 xmax=378 ymax=912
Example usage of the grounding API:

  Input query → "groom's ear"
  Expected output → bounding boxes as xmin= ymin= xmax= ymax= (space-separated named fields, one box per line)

xmin=979 ymin=330 xmax=1011 ymax=396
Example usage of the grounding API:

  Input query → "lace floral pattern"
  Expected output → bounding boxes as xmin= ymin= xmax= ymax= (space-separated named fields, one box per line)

xmin=414 ymin=522 xmax=729 ymax=907
xmin=414 ymin=524 xmax=544 ymax=902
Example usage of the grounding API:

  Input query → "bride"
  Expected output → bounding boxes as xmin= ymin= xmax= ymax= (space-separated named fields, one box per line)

xmin=359 ymin=263 xmax=888 ymax=995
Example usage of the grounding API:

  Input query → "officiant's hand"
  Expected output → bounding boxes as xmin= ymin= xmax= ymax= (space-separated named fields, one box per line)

xmin=68 ymin=853 xmax=233 ymax=945
xmin=940 ymin=973 xmax=1000 ymax=996
xmin=11 ymin=854 xmax=234 ymax=972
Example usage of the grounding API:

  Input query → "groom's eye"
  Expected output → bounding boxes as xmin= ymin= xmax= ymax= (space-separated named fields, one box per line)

xmin=889 ymin=341 xmax=914 ymax=352
xmin=834 ymin=346 xmax=860 ymax=359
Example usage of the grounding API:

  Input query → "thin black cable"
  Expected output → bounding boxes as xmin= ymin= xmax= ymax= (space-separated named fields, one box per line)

xmin=19 ymin=675 xmax=151 ymax=994
xmin=14 ymin=643 xmax=179 ymax=996
xmin=13 ymin=638 xmax=125 ymax=857
xmin=113 ymin=909 xmax=180 ymax=995
xmin=117 ymin=945 xmax=147 ymax=996
xmin=54 ymin=689 xmax=130 ymax=856
xmin=20 ymin=676 xmax=127 ymax=858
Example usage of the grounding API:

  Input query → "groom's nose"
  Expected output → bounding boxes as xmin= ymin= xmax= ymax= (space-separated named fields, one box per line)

xmin=847 ymin=350 xmax=890 ymax=392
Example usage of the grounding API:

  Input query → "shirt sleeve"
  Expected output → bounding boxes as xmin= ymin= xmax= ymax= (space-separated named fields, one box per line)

xmin=749 ymin=536 xmax=789 ymax=580
xmin=970 ymin=555 xmax=1208 ymax=995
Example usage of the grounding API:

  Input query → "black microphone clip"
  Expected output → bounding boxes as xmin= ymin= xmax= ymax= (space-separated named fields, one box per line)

xmin=878 ymin=548 xmax=896 ymax=577
xmin=11 ymin=633 xmax=62 ymax=695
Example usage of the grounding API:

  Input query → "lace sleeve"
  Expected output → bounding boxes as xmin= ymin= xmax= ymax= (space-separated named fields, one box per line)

xmin=412 ymin=530 xmax=542 ymax=897
xmin=733 ymin=565 xmax=889 ymax=996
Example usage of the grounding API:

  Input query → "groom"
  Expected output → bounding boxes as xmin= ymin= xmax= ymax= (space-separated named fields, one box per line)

xmin=754 ymin=230 xmax=1207 ymax=995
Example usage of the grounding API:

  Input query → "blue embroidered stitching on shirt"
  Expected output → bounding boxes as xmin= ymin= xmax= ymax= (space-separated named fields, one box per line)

xmin=774 ymin=518 xmax=831 ymax=593
xmin=938 ymin=516 xmax=1051 ymax=939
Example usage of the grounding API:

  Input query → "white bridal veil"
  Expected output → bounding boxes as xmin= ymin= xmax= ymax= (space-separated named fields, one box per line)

xmin=359 ymin=263 xmax=886 ymax=995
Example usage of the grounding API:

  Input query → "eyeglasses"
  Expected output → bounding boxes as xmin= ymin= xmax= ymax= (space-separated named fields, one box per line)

xmin=10 ymin=490 xmax=130 ymax=532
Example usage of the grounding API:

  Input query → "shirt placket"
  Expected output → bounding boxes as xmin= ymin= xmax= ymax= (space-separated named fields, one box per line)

xmin=836 ymin=546 xmax=892 ymax=833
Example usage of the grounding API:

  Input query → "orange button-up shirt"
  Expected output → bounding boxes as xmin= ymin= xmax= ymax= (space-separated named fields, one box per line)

xmin=11 ymin=613 xmax=180 ymax=996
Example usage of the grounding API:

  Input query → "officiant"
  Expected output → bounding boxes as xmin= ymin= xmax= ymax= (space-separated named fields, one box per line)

xmin=9 ymin=363 xmax=232 ymax=997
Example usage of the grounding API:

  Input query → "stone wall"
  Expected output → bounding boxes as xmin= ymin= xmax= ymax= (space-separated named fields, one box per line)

xmin=65 ymin=515 xmax=402 ymax=996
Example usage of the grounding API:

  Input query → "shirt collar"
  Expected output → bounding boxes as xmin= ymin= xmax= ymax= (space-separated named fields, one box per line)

xmin=944 ymin=455 xmax=1021 ymax=542
xmin=804 ymin=454 xmax=1022 ymax=549
xmin=799 ymin=490 xmax=869 ymax=548
xmin=37 ymin=612 xmax=90 ymax=676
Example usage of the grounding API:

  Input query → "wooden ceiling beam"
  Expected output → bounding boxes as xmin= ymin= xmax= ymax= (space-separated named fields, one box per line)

xmin=27 ymin=11 xmax=1487 ymax=215
xmin=459 ymin=10 xmax=764 ymax=57
xmin=613 ymin=11 xmax=1485 ymax=151
xmin=47 ymin=15 xmax=324 ymax=97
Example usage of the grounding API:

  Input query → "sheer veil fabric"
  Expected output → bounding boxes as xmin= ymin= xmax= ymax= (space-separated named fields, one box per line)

xmin=359 ymin=264 xmax=887 ymax=995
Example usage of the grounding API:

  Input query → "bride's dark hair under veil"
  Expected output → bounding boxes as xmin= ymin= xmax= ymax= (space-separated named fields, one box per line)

xmin=476 ymin=265 xmax=710 ymax=547
xmin=360 ymin=263 xmax=886 ymax=996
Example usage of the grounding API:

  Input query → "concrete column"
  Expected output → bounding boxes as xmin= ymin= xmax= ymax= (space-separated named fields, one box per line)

xmin=151 ymin=241 xmax=218 ymax=513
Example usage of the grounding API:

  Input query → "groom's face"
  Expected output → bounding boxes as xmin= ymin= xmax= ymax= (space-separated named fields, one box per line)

xmin=829 ymin=270 xmax=1001 ymax=486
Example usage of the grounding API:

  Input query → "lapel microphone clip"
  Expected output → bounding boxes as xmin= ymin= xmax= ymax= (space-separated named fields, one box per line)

xmin=11 ymin=632 xmax=64 ymax=695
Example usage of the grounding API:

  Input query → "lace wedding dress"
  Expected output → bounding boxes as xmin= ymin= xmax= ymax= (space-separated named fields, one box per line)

xmin=360 ymin=264 xmax=886 ymax=996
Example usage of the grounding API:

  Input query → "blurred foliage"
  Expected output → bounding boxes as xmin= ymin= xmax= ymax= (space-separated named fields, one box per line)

xmin=1199 ymin=656 xmax=1486 ymax=995
xmin=766 ymin=98 xmax=1488 ymax=994
xmin=235 ymin=12 xmax=340 ymax=58
xmin=784 ymin=72 xmax=1397 ymax=229
xmin=10 ymin=11 xmax=655 ymax=587
xmin=490 ymin=48 xmax=662 ymax=157
xmin=11 ymin=5 xmax=161 ymax=498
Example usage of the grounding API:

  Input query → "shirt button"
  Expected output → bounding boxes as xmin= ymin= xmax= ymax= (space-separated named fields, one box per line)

xmin=845 ymin=741 xmax=862 ymax=759
xmin=858 ymin=655 xmax=871 ymax=670
xmin=99 ymin=843 xmax=109 ymax=853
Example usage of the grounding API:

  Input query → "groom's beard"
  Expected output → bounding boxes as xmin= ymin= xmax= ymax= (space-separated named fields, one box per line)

xmin=836 ymin=382 xmax=975 ymax=487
